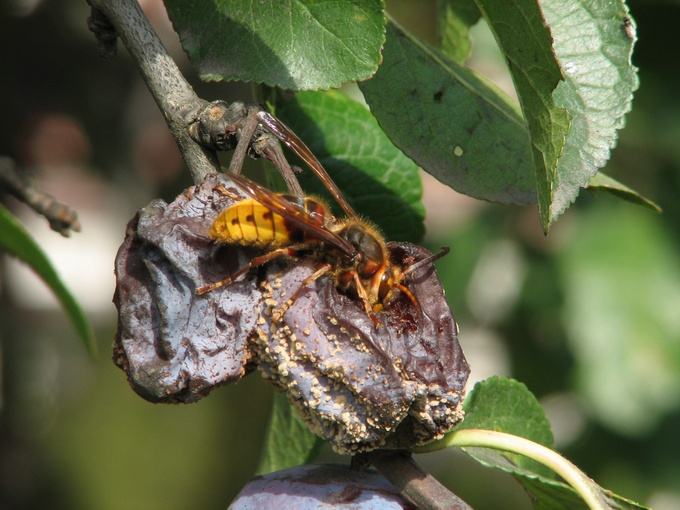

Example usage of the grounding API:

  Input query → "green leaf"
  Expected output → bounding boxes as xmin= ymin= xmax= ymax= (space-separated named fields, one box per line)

xmin=587 ymin=172 xmax=661 ymax=213
xmin=475 ymin=0 xmax=572 ymax=232
xmin=360 ymin=21 xmax=536 ymax=206
xmin=459 ymin=376 xmax=555 ymax=478
xmin=164 ymin=0 xmax=386 ymax=90
xmin=558 ymin=203 xmax=680 ymax=435
xmin=517 ymin=472 xmax=650 ymax=510
xmin=271 ymin=89 xmax=425 ymax=242
xmin=417 ymin=377 xmax=648 ymax=508
xmin=459 ymin=443 xmax=648 ymax=509
xmin=256 ymin=393 xmax=322 ymax=475
xmin=424 ymin=428 xmax=649 ymax=510
xmin=542 ymin=0 xmax=639 ymax=225
xmin=457 ymin=437 xmax=649 ymax=509
xmin=0 ymin=204 xmax=96 ymax=357
xmin=438 ymin=0 xmax=482 ymax=63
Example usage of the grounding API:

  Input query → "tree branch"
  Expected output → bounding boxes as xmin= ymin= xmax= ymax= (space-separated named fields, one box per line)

xmin=87 ymin=0 xmax=220 ymax=184
xmin=86 ymin=0 xmax=340 ymax=198
xmin=358 ymin=450 xmax=473 ymax=510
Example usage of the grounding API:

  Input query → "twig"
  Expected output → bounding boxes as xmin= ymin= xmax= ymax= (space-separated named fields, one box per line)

xmin=357 ymin=450 xmax=473 ymax=510
xmin=0 ymin=157 xmax=81 ymax=237
xmin=86 ymin=0 xmax=341 ymax=199
xmin=87 ymin=0 xmax=220 ymax=185
xmin=86 ymin=0 xmax=304 ymax=195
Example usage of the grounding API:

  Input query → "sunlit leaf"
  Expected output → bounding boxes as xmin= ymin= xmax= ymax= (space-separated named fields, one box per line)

xmin=164 ymin=0 xmax=386 ymax=90
xmin=360 ymin=22 xmax=536 ymax=206
xmin=460 ymin=376 xmax=555 ymax=478
xmin=542 ymin=0 xmax=639 ymax=225
xmin=475 ymin=0 xmax=571 ymax=231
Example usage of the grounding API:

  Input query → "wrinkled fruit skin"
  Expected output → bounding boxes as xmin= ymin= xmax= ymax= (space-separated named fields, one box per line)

xmin=229 ymin=464 xmax=413 ymax=509
xmin=114 ymin=174 xmax=469 ymax=453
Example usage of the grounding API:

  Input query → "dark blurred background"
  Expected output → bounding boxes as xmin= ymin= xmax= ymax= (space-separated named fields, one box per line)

xmin=1 ymin=0 xmax=679 ymax=508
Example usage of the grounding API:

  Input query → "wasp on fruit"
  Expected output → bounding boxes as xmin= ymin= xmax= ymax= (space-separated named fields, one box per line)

xmin=196 ymin=113 xmax=448 ymax=326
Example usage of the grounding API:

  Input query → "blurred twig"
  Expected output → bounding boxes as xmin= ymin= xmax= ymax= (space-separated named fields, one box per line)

xmin=0 ymin=157 xmax=80 ymax=237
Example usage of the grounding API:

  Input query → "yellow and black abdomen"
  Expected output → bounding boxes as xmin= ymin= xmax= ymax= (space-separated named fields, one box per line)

xmin=209 ymin=199 xmax=291 ymax=247
xmin=209 ymin=196 xmax=328 ymax=248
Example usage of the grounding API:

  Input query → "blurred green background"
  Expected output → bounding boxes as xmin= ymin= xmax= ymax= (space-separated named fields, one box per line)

xmin=1 ymin=0 xmax=679 ymax=508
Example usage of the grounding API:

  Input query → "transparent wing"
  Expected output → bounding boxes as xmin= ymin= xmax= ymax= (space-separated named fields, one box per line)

xmin=257 ymin=111 xmax=358 ymax=219
xmin=226 ymin=172 xmax=357 ymax=260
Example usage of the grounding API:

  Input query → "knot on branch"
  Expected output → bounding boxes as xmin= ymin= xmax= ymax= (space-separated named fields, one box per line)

xmin=87 ymin=5 xmax=119 ymax=58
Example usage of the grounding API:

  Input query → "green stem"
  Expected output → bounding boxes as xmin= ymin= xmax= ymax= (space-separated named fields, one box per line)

xmin=415 ymin=428 xmax=609 ymax=510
